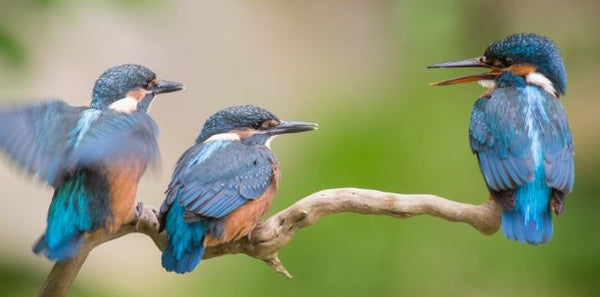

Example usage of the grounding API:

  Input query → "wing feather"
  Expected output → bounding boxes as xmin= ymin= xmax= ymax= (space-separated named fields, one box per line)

xmin=0 ymin=100 xmax=160 ymax=188
xmin=160 ymin=140 xmax=275 ymax=221
xmin=469 ymin=87 xmax=574 ymax=200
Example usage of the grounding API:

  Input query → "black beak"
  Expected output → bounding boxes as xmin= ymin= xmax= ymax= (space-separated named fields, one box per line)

xmin=427 ymin=56 xmax=489 ymax=69
xmin=427 ymin=56 xmax=500 ymax=86
xmin=268 ymin=120 xmax=318 ymax=135
xmin=151 ymin=79 xmax=185 ymax=94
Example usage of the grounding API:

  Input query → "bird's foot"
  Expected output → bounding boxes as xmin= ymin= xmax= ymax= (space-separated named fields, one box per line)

xmin=246 ymin=222 xmax=260 ymax=241
xmin=134 ymin=202 xmax=145 ymax=231
xmin=132 ymin=202 xmax=160 ymax=232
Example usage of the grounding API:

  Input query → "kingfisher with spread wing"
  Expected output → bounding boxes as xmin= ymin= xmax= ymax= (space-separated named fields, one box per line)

xmin=0 ymin=64 xmax=183 ymax=260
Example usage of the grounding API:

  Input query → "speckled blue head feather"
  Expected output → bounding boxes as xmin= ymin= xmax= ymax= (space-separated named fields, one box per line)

xmin=484 ymin=33 xmax=566 ymax=95
xmin=196 ymin=105 xmax=279 ymax=143
xmin=90 ymin=64 xmax=156 ymax=109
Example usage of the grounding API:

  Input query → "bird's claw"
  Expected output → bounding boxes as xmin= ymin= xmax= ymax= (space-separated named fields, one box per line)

xmin=246 ymin=222 xmax=259 ymax=241
xmin=134 ymin=202 xmax=145 ymax=230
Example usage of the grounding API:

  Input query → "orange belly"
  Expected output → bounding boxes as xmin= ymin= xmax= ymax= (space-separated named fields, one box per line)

xmin=105 ymin=159 xmax=147 ymax=232
xmin=205 ymin=169 xmax=280 ymax=246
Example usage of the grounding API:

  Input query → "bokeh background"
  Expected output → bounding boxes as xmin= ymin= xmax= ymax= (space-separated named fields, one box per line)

xmin=0 ymin=0 xmax=598 ymax=296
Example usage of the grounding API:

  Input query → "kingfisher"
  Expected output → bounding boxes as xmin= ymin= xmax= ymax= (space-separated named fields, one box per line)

xmin=158 ymin=105 xmax=317 ymax=273
xmin=428 ymin=33 xmax=574 ymax=244
xmin=0 ymin=64 xmax=184 ymax=260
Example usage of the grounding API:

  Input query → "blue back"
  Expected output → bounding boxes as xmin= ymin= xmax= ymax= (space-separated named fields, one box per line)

xmin=161 ymin=139 xmax=276 ymax=221
xmin=469 ymin=73 xmax=574 ymax=195
xmin=159 ymin=138 xmax=277 ymax=273
xmin=469 ymin=72 xmax=574 ymax=243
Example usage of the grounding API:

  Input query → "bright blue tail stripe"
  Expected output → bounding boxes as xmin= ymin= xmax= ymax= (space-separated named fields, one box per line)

xmin=501 ymin=165 xmax=552 ymax=244
xmin=33 ymin=171 xmax=92 ymax=260
xmin=162 ymin=196 xmax=206 ymax=274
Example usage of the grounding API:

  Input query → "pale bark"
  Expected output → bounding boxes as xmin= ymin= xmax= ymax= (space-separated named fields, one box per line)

xmin=37 ymin=188 xmax=502 ymax=297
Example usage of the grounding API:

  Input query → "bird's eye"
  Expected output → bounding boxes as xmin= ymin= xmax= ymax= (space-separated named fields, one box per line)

xmin=504 ymin=56 xmax=514 ymax=66
xmin=143 ymin=79 xmax=157 ymax=89
xmin=260 ymin=121 xmax=271 ymax=129
xmin=254 ymin=119 xmax=280 ymax=130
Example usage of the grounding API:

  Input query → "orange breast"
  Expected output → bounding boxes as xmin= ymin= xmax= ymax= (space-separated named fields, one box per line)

xmin=205 ymin=166 xmax=280 ymax=246
xmin=105 ymin=159 xmax=147 ymax=232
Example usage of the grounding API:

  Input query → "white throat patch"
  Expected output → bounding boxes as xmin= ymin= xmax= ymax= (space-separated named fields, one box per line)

xmin=478 ymin=80 xmax=496 ymax=89
xmin=108 ymin=97 xmax=138 ymax=113
xmin=526 ymin=72 xmax=557 ymax=97
xmin=477 ymin=72 xmax=557 ymax=98
xmin=203 ymin=133 xmax=241 ymax=143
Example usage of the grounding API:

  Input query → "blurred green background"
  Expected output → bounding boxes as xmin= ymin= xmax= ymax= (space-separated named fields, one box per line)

xmin=0 ymin=0 xmax=598 ymax=296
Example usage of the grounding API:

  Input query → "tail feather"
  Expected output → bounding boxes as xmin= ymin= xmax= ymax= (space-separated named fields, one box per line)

xmin=502 ymin=209 xmax=552 ymax=245
xmin=162 ymin=241 xmax=205 ymax=274
xmin=162 ymin=201 xmax=206 ymax=274
xmin=32 ymin=233 xmax=84 ymax=260
xmin=501 ymin=166 xmax=553 ymax=245
xmin=35 ymin=171 xmax=98 ymax=261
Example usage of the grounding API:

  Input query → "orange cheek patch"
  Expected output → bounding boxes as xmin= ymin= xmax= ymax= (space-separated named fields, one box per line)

xmin=507 ymin=63 xmax=537 ymax=76
xmin=230 ymin=129 xmax=260 ymax=139
xmin=126 ymin=88 xmax=149 ymax=102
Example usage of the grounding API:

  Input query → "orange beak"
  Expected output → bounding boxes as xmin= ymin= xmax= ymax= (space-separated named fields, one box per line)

xmin=427 ymin=56 xmax=501 ymax=86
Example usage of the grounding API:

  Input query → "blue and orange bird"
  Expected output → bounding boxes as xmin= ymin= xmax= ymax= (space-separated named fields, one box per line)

xmin=0 ymin=64 xmax=183 ymax=260
xmin=158 ymin=105 xmax=317 ymax=273
xmin=428 ymin=33 xmax=574 ymax=244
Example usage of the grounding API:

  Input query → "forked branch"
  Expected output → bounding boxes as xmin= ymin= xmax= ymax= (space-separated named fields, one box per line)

xmin=37 ymin=188 xmax=502 ymax=297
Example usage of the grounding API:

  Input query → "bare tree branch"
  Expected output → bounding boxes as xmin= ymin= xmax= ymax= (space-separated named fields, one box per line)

xmin=37 ymin=188 xmax=502 ymax=297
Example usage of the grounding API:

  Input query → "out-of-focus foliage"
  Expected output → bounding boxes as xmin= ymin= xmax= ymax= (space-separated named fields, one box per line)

xmin=0 ymin=27 xmax=25 ymax=66
xmin=0 ymin=0 xmax=598 ymax=296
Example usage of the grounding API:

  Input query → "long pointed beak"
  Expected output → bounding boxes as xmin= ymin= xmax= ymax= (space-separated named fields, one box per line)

xmin=151 ymin=79 xmax=185 ymax=94
xmin=427 ymin=56 xmax=488 ymax=69
xmin=268 ymin=120 xmax=318 ymax=135
xmin=427 ymin=56 xmax=500 ymax=86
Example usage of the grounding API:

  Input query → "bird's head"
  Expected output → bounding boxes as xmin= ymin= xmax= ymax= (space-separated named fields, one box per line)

xmin=428 ymin=33 xmax=566 ymax=97
xmin=91 ymin=64 xmax=184 ymax=112
xmin=196 ymin=105 xmax=318 ymax=146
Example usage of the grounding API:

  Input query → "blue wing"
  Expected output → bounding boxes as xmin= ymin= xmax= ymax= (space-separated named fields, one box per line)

xmin=71 ymin=110 xmax=160 ymax=169
xmin=469 ymin=86 xmax=574 ymax=194
xmin=539 ymin=95 xmax=574 ymax=194
xmin=160 ymin=140 xmax=276 ymax=221
xmin=469 ymin=89 xmax=535 ymax=192
xmin=0 ymin=100 xmax=83 ymax=186
xmin=0 ymin=100 xmax=159 ymax=187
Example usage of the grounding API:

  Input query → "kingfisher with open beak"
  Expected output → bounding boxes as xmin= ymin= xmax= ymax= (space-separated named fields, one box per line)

xmin=0 ymin=64 xmax=183 ymax=260
xmin=428 ymin=33 xmax=574 ymax=244
xmin=159 ymin=105 xmax=317 ymax=273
